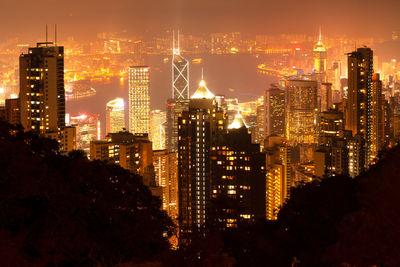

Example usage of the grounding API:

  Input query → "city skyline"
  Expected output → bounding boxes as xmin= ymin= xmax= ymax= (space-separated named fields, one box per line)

xmin=1 ymin=0 xmax=400 ymax=265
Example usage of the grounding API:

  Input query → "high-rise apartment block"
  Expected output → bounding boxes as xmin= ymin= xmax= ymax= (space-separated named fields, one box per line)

xmin=210 ymin=115 xmax=266 ymax=230
xmin=178 ymin=79 xmax=222 ymax=241
xmin=153 ymin=150 xmax=178 ymax=219
xmin=129 ymin=66 xmax=150 ymax=134
xmin=19 ymin=42 xmax=65 ymax=134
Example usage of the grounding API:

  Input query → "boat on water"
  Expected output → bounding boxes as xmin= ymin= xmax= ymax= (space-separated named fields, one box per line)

xmin=192 ymin=58 xmax=202 ymax=64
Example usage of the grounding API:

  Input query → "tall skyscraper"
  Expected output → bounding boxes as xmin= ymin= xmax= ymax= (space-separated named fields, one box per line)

xmin=106 ymin=97 xmax=125 ymax=134
xmin=264 ymin=86 xmax=285 ymax=138
xmin=286 ymin=80 xmax=318 ymax=144
xmin=313 ymin=29 xmax=327 ymax=74
xmin=369 ymin=73 xmax=384 ymax=163
xmin=129 ymin=66 xmax=150 ymax=134
xmin=346 ymin=47 xmax=374 ymax=165
xmin=150 ymin=109 xmax=166 ymax=150
xmin=19 ymin=42 xmax=65 ymax=134
xmin=209 ymin=114 xmax=266 ymax=230
xmin=166 ymin=34 xmax=190 ymax=152
xmin=166 ymin=99 xmax=189 ymax=152
xmin=172 ymin=32 xmax=189 ymax=100
xmin=178 ymin=78 xmax=225 ymax=242
xmin=345 ymin=47 xmax=373 ymax=137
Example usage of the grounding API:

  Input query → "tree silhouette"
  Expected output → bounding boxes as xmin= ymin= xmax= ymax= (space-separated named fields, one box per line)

xmin=0 ymin=121 xmax=173 ymax=266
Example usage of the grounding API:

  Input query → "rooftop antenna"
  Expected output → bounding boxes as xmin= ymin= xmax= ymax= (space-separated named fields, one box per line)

xmin=319 ymin=26 xmax=322 ymax=41
xmin=177 ymin=29 xmax=180 ymax=54
xmin=55 ymin=24 xmax=57 ymax=46
xmin=46 ymin=24 xmax=48 ymax=46
xmin=201 ymin=68 xmax=204 ymax=80
xmin=172 ymin=29 xmax=175 ymax=54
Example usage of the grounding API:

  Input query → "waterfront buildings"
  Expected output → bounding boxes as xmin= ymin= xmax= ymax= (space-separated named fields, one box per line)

xmin=129 ymin=66 xmax=150 ymax=134
xmin=69 ymin=113 xmax=100 ymax=155
xmin=106 ymin=97 xmax=125 ymax=134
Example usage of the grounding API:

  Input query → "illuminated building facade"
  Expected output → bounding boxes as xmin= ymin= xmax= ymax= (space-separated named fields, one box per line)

xmin=286 ymin=80 xmax=318 ymax=144
xmin=369 ymin=73 xmax=384 ymax=163
xmin=150 ymin=109 xmax=166 ymax=150
xmin=106 ymin=97 xmax=125 ymax=134
xmin=153 ymin=150 xmax=178 ymax=219
xmin=346 ymin=48 xmax=373 ymax=139
xmin=178 ymin=79 xmax=225 ymax=242
xmin=319 ymin=109 xmax=344 ymax=146
xmin=264 ymin=136 xmax=292 ymax=220
xmin=129 ymin=66 xmax=150 ymax=134
xmin=348 ymin=134 xmax=366 ymax=178
xmin=19 ymin=42 xmax=65 ymax=134
xmin=90 ymin=132 xmax=155 ymax=186
xmin=70 ymin=113 xmax=100 ymax=155
xmin=319 ymin=83 xmax=333 ymax=112
xmin=313 ymin=30 xmax=327 ymax=74
xmin=209 ymin=115 xmax=266 ymax=230
xmin=264 ymin=86 xmax=285 ymax=138
xmin=166 ymin=98 xmax=189 ymax=152
xmin=165 ymin=37 xmax=190 ymax=153
xmin=172 ymin=35 xmax=189 ymax=100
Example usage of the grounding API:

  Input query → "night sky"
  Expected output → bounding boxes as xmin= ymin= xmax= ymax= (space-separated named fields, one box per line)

xmin=2 ymin=0 xmax=400 ymax=40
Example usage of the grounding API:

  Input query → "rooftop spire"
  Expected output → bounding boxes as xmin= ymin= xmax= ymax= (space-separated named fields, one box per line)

xmin=191 ymin=72 xmax=214 ymax=99
xmin=172 ymin=29 xmax=180 ymax=55
xmin=319 ymin=26 xmax=322 ymax=41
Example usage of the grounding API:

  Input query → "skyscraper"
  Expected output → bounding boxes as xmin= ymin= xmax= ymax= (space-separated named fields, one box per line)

xmin=19 ymin=42 xmax=65 ymax=134
xmin=166 ymin=99 xmax=189 ymax=152
xmin=172 ymin=32 xmax=189 ymax=100
xmin=369 ymin=73 xmax=384 ymax=163
xmin=178 ymin=78 xmax=225 ymax=242
xmin=166 ymin=34 xmax=190 ymax=153
xmin=209 ymin=114 xmax=266 ymax=230
xmin=346 ymin=47 xmax=373 ymax=165
xmin=129 ymin=66 xmax=150 ymax=134
xmin=150 ymin=109 xmax=166 ymax=150
xmin=264 ymin=86 xmax=285 ymax=138
xmin=345 ymin=47 xmax=373 ymax=138
xmin=286 ymin=80 xmax=318 ymax=144
xmin=313 ymin=29 xmax=327 ymax=74
xmin=106 ymin=97 xmax=125 ymax=134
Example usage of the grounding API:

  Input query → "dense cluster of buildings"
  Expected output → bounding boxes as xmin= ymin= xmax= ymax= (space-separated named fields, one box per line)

xmin=2 ymin=29 xmax=400 ymax=246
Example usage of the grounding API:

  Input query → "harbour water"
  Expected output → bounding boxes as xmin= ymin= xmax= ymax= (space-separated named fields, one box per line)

xmin=66 ymin=53 xmax=277 ymax=135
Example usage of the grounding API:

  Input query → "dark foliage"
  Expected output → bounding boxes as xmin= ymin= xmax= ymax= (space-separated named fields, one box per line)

xmin=0 ymin=121 xmax=173 ymax=266
xmin=178 ymin=146 xmax=400 ymax=267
